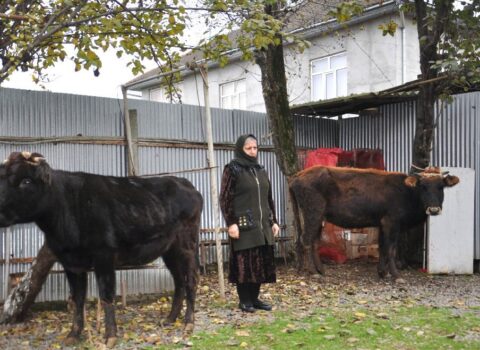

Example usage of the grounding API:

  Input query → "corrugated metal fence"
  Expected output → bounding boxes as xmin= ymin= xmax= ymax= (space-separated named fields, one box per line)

xmin=0 ymin=87 xmax=337 ymax=302
xmin=1 ymin=87 xmax=478 ymax=302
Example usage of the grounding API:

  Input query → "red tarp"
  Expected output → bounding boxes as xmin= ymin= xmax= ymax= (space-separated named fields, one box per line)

xmin=337 ymin=148 xmax=385 ymax=170
xmin=304 ymin=148 xmax=343 ymax=169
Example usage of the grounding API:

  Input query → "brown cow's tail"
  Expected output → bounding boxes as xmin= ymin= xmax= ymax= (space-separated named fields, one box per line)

xmin=288 ymin=182 xmax=305 ymax=272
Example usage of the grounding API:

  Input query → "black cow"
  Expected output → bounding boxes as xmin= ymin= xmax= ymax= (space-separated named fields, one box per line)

xmin=289 ymin=166 xmax=459 ymax=282
xmin=0 ymin=152 xmax=203 ymax=346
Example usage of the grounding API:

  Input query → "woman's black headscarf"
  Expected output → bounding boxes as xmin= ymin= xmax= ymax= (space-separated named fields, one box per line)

xmin=234 ymin=134 xmax=260 ymax=168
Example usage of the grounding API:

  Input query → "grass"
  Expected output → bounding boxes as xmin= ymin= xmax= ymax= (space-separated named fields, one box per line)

xmin=150 ymin=305 xmax=480 ymax=350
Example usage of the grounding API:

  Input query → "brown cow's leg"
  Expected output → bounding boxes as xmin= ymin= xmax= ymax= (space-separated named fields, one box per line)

xmin=380 ymin=222 xmax=401 ymax=281
xmin=64 ymin=271 xmax=87 ymax=345
xmin=94 ymin=262 xmax=117 ymax=347
xmin=388 ymin=235 xmax=401 ymax=281
xmin=377 ymin=229 xmax=388 ymax=279
xmin=163 ymin=250 xmax=186 ymax=325
xmin=297 ymin=194 xmax=326 ymax=275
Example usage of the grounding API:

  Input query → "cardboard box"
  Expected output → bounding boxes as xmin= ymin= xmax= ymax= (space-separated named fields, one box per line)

xmin=350 ymin=232 xmax=368 ymax=245
xmin=363 ymin=227 xmax=379 ymax=244
xmin=368 ymin=244 xmax=380 ymax=260
xmin=345 ymin=241 xmax=368 ymax=259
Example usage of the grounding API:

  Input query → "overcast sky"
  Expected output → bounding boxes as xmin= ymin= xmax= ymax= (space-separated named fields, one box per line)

xmin=2 ymin=50 xmax=157 ymax=99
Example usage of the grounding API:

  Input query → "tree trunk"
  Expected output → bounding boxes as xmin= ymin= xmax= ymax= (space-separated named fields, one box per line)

xmin=401 ymin=0 xmax=452 ymax=266
xmin=0 ymin=243 xmax=56 ymax=324
xmin=255 ymin=38 xmax=299 ymax=178
xmin=255 ymin=3 xmax=301 ymax=268
xmin=410 ymin=0 xmax=452 ymax=171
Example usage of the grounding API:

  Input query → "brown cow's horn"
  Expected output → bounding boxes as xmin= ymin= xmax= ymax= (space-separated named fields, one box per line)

xmin=411 ymin=164 xmax=425 ymax=172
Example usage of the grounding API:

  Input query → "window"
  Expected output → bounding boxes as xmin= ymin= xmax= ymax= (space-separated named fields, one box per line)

xmin=311 ymin=53 xmax=347 ymax=101
xmin=149 ymin=87 xmax=167 ymax=102
xmin=220 ymin=79 xmax=246 ymax=110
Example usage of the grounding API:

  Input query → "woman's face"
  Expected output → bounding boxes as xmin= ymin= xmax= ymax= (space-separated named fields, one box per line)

xmin=243 ymin=139 xmax=258 ymax=158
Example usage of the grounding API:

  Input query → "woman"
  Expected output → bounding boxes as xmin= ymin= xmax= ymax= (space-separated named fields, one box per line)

xmin=220 ymin=134 xmax=280 ymax=312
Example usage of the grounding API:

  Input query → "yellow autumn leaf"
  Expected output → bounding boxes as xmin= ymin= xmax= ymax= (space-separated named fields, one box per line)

xmin=235 ymin=330 xmax=250 ymax=337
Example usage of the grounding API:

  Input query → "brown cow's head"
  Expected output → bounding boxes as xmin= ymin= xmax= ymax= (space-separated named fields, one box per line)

xmin=0 ymin=152 xmax=52 ymax=227
xmin=404 ymin=167 xmax=459 ymax=215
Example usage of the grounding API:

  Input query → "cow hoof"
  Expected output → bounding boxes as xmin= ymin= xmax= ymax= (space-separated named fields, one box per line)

xmin=394 ymin=277 xmax=406 ymax=284
xmin=163 ymin=317 xmax=175 ymax=326
xmin=64 ymin=336 xmax=80 ymax=346
xmin=184 ymin=322 xmax=194 ymax=334
xmin=106 ymin=336 xmax=117 ymax=348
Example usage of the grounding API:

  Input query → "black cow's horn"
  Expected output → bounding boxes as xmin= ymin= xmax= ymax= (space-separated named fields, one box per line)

xmin=441 ymin=171 xmax=450 ymax=176
xmin=21 ymin=151 xmax=32 ymax=159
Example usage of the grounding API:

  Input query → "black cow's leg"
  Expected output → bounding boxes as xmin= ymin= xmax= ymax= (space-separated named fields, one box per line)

xmin=183 ymin=246 xmax=198 ymax=332
xmin=94 ymin=260 xmax=117 ymax=347
xmin=163 ymin=249 xmax=186 ymax=325
xmin=64 ymin=271 xmax=87 ymax=345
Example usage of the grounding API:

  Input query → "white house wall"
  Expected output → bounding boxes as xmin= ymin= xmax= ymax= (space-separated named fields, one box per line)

xmin=144 ymin=12 xmax=420 ymax=113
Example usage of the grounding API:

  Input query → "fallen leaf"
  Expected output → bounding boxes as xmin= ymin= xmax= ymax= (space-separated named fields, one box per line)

xmin=235 ymin=330 xmax=250 ymax=337
xmin=354 ymin=312 xmax=366 ymax=319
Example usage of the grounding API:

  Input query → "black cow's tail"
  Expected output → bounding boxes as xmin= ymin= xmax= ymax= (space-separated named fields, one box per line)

xmin=288 ymin=181 xmax=305 ymax=271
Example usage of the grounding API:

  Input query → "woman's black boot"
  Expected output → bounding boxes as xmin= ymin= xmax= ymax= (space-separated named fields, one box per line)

xmin=237 ymin=283 xmax=255 ymax=312
xmin=250 ymin=283 xmax=272 ymax=311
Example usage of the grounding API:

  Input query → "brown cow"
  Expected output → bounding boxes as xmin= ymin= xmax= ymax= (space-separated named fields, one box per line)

xmin=289 ymin=166 xmax=459 ymax=281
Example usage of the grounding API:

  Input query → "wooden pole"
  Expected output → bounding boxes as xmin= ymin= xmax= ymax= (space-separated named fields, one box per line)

xmin=3 ymin=228 xmax=11 ymax=300
xmin=198 ymin=65 xmax=225 ymax=299
xmin=121 ymin=86 xmax=137 ymax=176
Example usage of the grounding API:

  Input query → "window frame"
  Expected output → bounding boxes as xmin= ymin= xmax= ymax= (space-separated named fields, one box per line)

xmin=310 ymin=52 xmax=347 ymax=101
xmin=219 ymin=78 xmax=246 ymax=110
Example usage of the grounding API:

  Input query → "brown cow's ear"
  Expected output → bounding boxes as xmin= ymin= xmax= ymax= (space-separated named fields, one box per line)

xmin=404 ymin=176 xmax=418 ymax=187
xmin=444 ymin=175 xmax=460 ymax=187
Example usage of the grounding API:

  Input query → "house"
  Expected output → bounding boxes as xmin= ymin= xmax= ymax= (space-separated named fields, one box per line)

xmin=125 ymin=0 xmax=420 ymax=114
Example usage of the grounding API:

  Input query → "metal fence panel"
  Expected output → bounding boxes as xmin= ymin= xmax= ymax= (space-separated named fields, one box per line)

xmin=0 ymin=88 xmax=123 ymax=137
xmin=2 ymin=86 xmax=479 ymax=303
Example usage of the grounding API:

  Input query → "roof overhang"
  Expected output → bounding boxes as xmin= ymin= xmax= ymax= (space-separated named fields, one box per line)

xmin=290 ymin=91 xmax=417 ymax=117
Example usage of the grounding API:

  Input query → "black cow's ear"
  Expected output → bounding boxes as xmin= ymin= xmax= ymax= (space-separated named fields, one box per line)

xmin=404 ymin=176 xmax=418 ymax=187
xmin=37 ymin=162 xmax=52 ymax=185
xmin=444 ymin=175 xmax=459 ymax=187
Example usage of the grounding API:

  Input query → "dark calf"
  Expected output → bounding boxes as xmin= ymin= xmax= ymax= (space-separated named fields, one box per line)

xmin=0 ymin=152 xmax=203 ymax=346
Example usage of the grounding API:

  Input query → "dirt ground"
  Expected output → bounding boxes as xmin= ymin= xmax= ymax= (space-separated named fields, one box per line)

xmin=1 ymin=260 xmax=480 ymax=349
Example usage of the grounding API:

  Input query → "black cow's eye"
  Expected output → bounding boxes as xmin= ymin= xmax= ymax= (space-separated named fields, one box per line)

xmin=20 ymin=178 xmax=32 ymax=187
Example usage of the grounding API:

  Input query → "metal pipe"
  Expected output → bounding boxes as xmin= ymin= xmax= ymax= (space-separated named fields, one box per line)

xmin=199 ymin=65 xmax=225 ymax=299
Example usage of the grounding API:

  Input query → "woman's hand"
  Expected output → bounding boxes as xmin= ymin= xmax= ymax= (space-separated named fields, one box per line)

xmin=272 ymin=223 xmax=280 ymax=237
xmin=228 ymin=224 xmax=240 ymax=239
